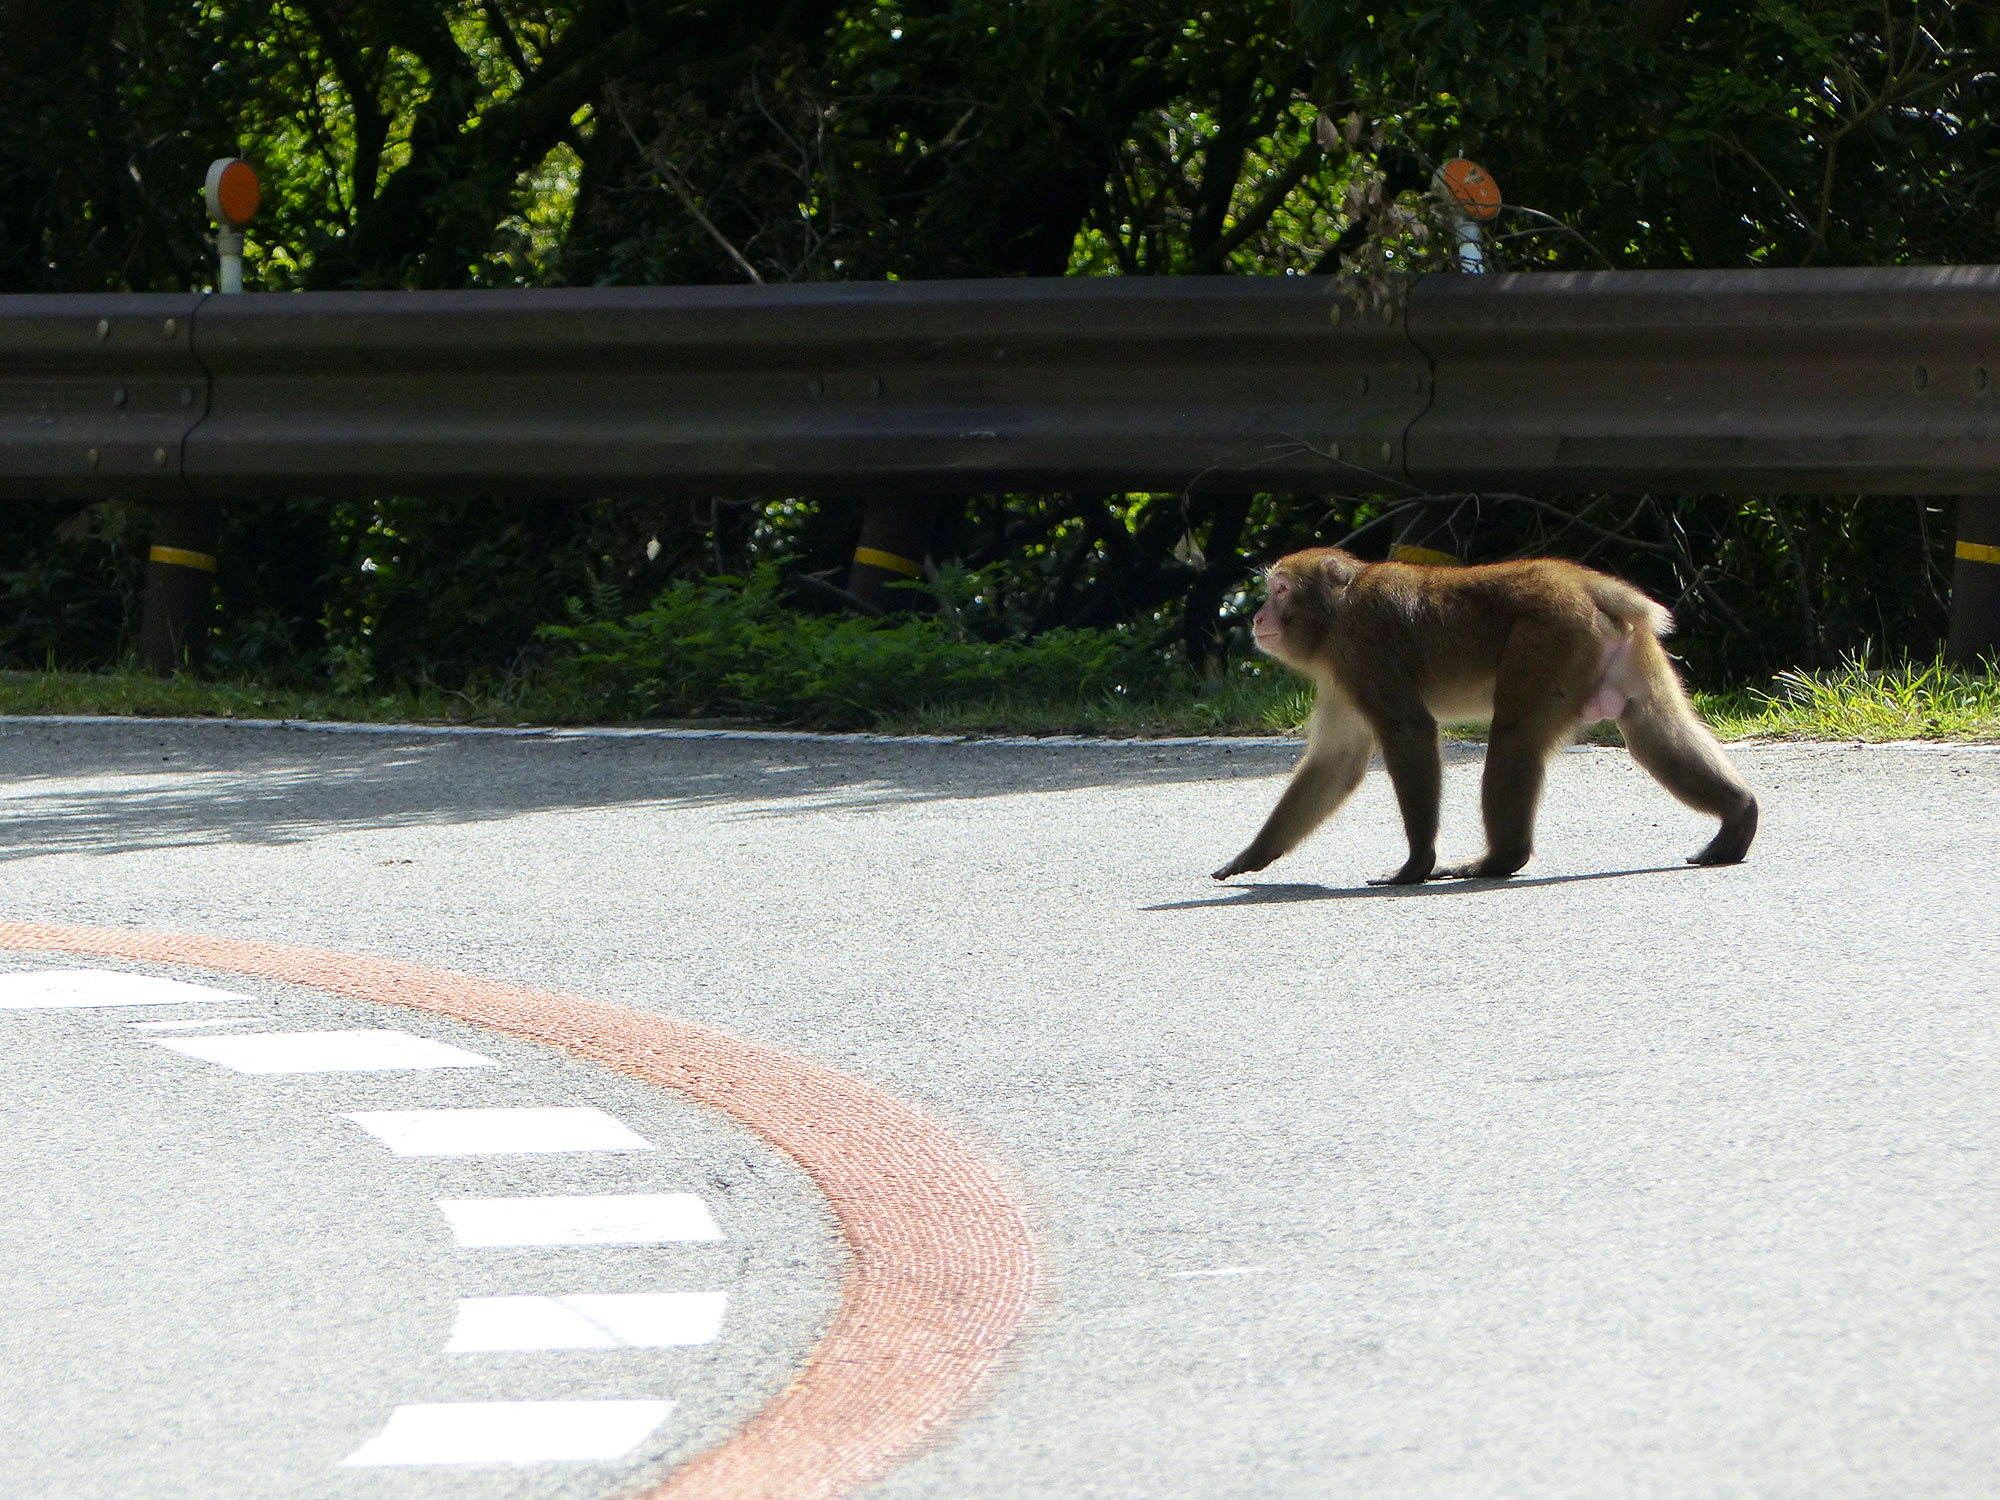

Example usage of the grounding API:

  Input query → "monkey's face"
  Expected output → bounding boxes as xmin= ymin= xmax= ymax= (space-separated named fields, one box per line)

xmin=1251 ymin=572 xmax=1290 ymax=651
xmin=1251 ymin=569 xmax=1315 ymax=669
xmin=1250 ymin=553 xmax=1353 ymax=672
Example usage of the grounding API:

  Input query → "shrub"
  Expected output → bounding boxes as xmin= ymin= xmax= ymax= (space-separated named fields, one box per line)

xmin=539 ymin=565 xmax=1182 ymax=729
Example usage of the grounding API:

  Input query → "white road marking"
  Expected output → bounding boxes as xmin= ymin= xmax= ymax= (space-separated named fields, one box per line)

xmin=444 ymin=1291 xmax=728 ymax=1351
xmin=339 ymin=1400 xmax=673 ymax=1466
xmin=0 ymin=969 xmax=246 ymax=1008
xmin=2 ymin=961 xmax=739 ymax=1482
xmin=150 ymin=1029 xmax=498 ymax=1074
xmin=344 ymin=1106 xmax=654 ymax=1156
xmin=1167 ymin=1266 xmax=1266 ymax=1278
xmin=438 ymin=1194 xmax=724 ymax=1246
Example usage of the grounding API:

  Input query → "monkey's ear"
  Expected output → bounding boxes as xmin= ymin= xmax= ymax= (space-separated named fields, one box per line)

xmin=1318 ymin=550 xmax=1365 ymax=589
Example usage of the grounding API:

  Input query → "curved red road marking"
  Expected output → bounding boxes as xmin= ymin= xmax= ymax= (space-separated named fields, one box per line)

xmin=0 ymin=921 xmax=1038 ymax=1500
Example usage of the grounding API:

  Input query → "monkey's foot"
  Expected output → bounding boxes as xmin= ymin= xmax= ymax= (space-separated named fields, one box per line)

xmin=1365 ymin=859 xmax=1436 ymax=886
xmin=1688 ymin=799 xmax=1758 ymax=866
xmin=1432 ymin=853 xmax=1528 ymax=880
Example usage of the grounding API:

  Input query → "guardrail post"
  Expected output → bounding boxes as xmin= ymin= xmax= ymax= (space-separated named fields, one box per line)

xmin=138 ymin=498 xmax=221 ymax=673
xmin=1946 ymin=496 xmax=2000 ymax=669
xmin=1394 ymin=159 xmax=1494 ymax=567
xmin=206 ymin=159 xmax=259 ymax=296
xmin=1432 ymin=159 xmax=1500 ymax=275
xmin=845 ymin=497 xmax=939 ymax=612
xmin=133 ymin=160 xmax=260 ymax=676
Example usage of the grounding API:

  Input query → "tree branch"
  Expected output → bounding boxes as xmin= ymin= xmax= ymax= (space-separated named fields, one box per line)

xmin=1193 ymin=139 xmax=1324 ymax=272
xmin=294 ymin=0 xmax=390 ymax=210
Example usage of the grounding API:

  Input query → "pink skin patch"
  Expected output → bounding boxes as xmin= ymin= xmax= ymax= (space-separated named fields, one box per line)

xmin=1580 ymin=632 xmax=1633 ymax=722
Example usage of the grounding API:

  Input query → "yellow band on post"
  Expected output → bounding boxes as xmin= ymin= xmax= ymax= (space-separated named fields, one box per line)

xmin=149 ymin=545 xmax=218 ymax=572
xmin=1957 ymin=539 xmax=2000 ymax=566
xmin=852 ymin=546 xmax=923 ymax=578
xmin=1389 ymin=544 xmax=1461 ymax=566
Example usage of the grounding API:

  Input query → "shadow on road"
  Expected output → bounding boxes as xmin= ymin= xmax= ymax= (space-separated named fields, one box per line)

xmin=0 ymin=717 xmax=1424 ymax=862
xmin=1147 ymin=864 xmax=1696 ymax=910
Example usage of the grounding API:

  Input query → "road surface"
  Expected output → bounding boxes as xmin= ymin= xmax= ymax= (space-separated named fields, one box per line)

xmin=0 ymin=716 xmax=1994 ymax=1499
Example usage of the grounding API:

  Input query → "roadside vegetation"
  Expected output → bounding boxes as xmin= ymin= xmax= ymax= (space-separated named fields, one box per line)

xmin=5 ymin=569 xmax=1992 ymax=742
xmin=3 ymin=3 xmax=1995 ymax=740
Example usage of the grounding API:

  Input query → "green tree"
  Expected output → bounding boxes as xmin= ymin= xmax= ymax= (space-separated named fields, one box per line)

xmin=1302 ymin=0 xmax=2000 ymax=271
xmin=0 ymin=0 xmax=236 ymax=291
xmin=1 ymin=0 xmax=1990 ymax=686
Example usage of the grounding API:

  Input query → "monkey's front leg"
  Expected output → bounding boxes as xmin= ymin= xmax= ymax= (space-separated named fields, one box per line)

xmin=1212 ymin=768 xmax=1327 ymax=878
xmin=1429 ymin=730 xmax=1546 ymax=879
xmin=1214 ymin=699 xmax=1371 ymax=879
xmin=1363 ymin=719 xmax=1443 ymax=885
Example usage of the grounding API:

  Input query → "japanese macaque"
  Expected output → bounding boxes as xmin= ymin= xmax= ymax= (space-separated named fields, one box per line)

xmin=1214 ymin=548 xmax=1757 ymax=884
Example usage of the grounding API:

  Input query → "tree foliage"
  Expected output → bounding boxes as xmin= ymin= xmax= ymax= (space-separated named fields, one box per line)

xmin=1 ymin=0 xmax=1993 ymax=695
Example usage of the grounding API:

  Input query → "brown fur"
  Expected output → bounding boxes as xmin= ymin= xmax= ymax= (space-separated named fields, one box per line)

xmin=1214 ymin=548 xmax=1758 ymax=883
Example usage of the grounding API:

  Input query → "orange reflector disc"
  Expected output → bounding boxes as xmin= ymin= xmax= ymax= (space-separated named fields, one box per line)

xmin=207 ymin=159 xmax=261 ymax=227
xmin=1436 ymin=159 xmax=1501 ymax=222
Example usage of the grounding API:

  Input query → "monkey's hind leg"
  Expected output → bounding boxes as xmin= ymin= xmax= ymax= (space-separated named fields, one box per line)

xmin=1616 ymin=661 xmax=1758 ymax=865
xmin=1435 ymin=633 xmax=1588 ymax=880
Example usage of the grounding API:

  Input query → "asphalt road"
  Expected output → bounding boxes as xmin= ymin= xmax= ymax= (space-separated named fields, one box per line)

xmin=1 ymin=716 xmax=1995 ymax=1500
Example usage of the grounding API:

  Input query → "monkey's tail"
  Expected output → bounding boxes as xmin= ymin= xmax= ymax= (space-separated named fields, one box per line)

xmin=1584 ymin=576 xmax=1673 ymax=638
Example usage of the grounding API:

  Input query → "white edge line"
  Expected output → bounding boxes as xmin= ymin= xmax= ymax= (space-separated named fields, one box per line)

xmin=0 ymin=712 xmax=1305 ymax=750
xmin=5 ymin=713 xmax=1990 ymax=754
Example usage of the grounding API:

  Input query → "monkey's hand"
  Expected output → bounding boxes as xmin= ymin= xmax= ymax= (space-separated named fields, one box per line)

xmin=1212 ymin=848 xmax=1271 ymax=881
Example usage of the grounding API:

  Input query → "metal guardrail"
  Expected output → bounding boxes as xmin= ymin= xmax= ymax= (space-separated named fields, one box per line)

xmin=1 ymin=294 xmax=208 ymax=502
xmin=0 ymin=279 xmax=1418 ymax=500
xmin=5 ymin=266 xmax=1999 ymax=501
xmin=1406 ymin=266 xmax=2000 ymax=495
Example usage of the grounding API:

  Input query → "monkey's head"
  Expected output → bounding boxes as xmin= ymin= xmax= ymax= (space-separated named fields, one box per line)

xmin=1250 ymin=548 xmax=1363 ymax=672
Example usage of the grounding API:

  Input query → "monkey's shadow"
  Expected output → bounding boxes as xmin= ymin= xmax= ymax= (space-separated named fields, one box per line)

xmin=1147 ymin=865 xmax=1694 ymax=910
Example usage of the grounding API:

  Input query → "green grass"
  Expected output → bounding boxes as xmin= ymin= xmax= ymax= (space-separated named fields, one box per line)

xmin=0 ymin=668 xmax=525 ymax=727
xmin=0 ymin=664 xmax=1316 ymax=738
xmin=1697 ymin=655 xmax=2000 ymax=742
xmin=3 ymin=654 xmax=1994 ymax=742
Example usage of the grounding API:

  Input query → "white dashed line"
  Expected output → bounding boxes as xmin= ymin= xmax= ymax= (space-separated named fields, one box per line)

xmin=443 ymin=1292 xmax=728 ymax=1351
xmin=17 ymin=963 xmax=729 ymax=1478
xmin=437 ymin=1194 xmax=724 ymax=1246
xmin=150 ymin=1029 xmax=499 ymax=1074
xmin=338 ymin=1399 xmax=673 ymax=1466
xmin=344 ymin=1106 xmax=655 ymax=1156
xmin=0 ymin=969 xmax=247 ymax=1008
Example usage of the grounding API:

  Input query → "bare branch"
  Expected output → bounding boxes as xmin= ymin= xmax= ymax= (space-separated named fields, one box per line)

xmin=611 ymin=99 xmax=765 ymax=284
xmin=1490 ymin=204 xmax=1615 ymax=269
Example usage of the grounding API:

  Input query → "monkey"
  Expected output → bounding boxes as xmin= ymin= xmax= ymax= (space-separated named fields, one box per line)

xmin=1213 ymin=548 xmax=1757 ymax=884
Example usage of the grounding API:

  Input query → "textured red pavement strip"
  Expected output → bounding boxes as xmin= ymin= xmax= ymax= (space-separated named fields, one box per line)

xmin=0 ymin=921 xmax=1040 ymax=1500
